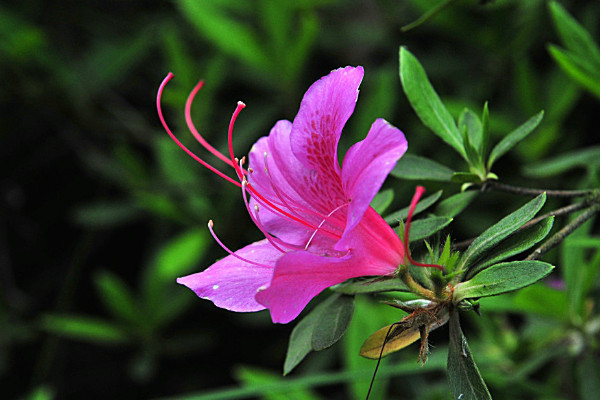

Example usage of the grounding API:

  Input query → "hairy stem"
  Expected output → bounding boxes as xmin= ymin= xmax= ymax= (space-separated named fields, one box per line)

xmin=484 ymin=181 xmax=594 ymax=198
xmin=398 ymin=267 xmax=436 ymax=301
xmin=526 ymin=203 xmax=600 ymax=261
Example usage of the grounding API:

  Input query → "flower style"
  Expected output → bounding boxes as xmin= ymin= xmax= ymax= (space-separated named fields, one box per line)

xmin=157 ymin=66 xmax=409 ymax=323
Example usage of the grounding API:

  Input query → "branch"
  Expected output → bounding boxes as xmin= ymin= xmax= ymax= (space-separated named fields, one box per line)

xmin=525 ymin=203 xmax=600 ymax=261
xmin=484 ymin=181 xmax=594 ymax=198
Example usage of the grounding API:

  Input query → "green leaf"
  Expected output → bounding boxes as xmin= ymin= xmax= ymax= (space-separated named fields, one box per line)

xmin=458 ymin=193 xmax=546 ymax=273
xmin=458 ymin=108 xmax=483 ymax=152
xmin=177 ymin=0 xmax=269 ymax=70
xmin=487 ymin=111 xmax=545 ymax=170
xmin=451 ymin=172 xmax=482 ymax=184
xmin=578 ymin=352 xmax=600 ymax=400
xmin=391 ymin=154 xmax=454 ymax=181
xmin=523 ymin=146 xmax=600 ymax=177
xmin=143 ymin=228 xmax=208 ymax=314
xmin=311 ymin=295 xmax=354 ymax=351
xmin=561 ymin=220 xmax=595 ymax=319
xmin=41 ymin=315 xmax=128 ymax=345
xmin=384 ymin=190 xmax=442 ymax=223
xmin=235 ymin=366 xmax=322 ymax=400
xmin=370 ymin=189 xmax=394 ymax=215
xmin=513 ymin=284 xmax=569 ymax=321
xmin=480 ymin=102 xmax=490 ymax=160
xmin=447 ymin=311 xmax=492 ymax=400
xmin=73 ymin=202 xmax=142 ymax=229
xmin=467 ymin=217 xmax=554 ymax=278
xmin=284 ymin=294 xmax=354 ymax=375
xmin=399 ymin=47 xmax=466 ymax=159
xmin=94 ymin=270 xmax=140 ymax=324
xmin=434 ymin=191 xmax=478 ymax=218
xmin=332 ymin=277 xmax=409 ymax=295
xmin=548 ymin=45 xmax=600 ymax=99
xmin=409 ymin=216 xmax=453 ymax=242
xmin=153 ymin=228 xmax=208 ymax=284
xmin=549 ymin=1 xmax=600 ymax=66
xmin=454 ymin=261 xmax=555 ymax=302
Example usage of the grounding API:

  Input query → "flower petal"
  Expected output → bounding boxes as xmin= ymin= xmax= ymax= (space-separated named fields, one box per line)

xmin=177 ymin=239 xmax=278 ymax=312
xmin=255 ymin=243 xmax=395 ymax=324
xmin=341 ymin=118 xmax=407 ymax=237
xmin=282 ymin=66 xmax=364 ymax=215
xmin=248 ymin=121 xmax=314 ymax=246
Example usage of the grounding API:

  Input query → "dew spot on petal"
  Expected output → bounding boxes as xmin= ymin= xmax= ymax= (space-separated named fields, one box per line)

xmin=212 ymin=285 xmax=220 ymax=290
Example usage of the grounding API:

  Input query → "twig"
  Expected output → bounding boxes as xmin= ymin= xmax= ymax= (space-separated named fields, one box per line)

xmin=484 ymin=181 xmax=593 ymax=198
xmin=525 ymin=203 xmax=600 ymax=261
xmin=451 ymin=199 xmax=594 ymax=251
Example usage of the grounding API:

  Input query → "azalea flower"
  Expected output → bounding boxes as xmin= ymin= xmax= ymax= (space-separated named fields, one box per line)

xmin=157 ymin=66 xmax=410 ymax=323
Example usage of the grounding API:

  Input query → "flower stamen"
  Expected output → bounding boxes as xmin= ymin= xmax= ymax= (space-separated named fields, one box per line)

xmin=184 ymin=80 xmax=236 ymax=167
xmin=207 ymin=220 xmax=272 ymax=268
xmin=404 ymin=186 xmax=444 ymax=271
xmin=157 ymin=73 xmax=242 ymax=187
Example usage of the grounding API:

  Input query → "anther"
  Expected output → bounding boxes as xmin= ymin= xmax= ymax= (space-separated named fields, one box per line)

xmin=208 ymin=219 xmax=214 ymax=228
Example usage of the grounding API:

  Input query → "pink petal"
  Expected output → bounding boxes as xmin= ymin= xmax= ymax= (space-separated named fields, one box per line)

xmin=255 ymin=234 xmax=398 ymax=324
xmin=334 ymin=207 xmax=405 ymax=265
xmin=341 ymin=118 xmax=407 ymax=238
xmin=177 ymin=240 xmax=278 ymax=312
xmin=283 ymin=66 xmax=364 ymax=215
xmin=248 ymin=122 xmax=314 ymax=246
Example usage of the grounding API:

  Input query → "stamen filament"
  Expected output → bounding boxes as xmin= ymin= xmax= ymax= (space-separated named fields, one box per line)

xmin=207 ymin=220 xmax=272 ymax=268
xmin=305 ymin=202 xmax=348 ymax=250
xmin=404 ymin=186 xmax=444 ymax=271
xmin=228 ymin=101 xmax=247 ymax=181
xmin=185 ymin=80 xmax=237 ymax=167
xmin=157 ymin=73 xmax=242 ymax=187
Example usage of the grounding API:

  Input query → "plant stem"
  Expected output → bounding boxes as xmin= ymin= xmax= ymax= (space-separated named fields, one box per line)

xmin=398 ymin=267 xmax=436 ymax=301
xmin=525 ymin=203 xmax=600 ymax=261
xmin=452 ymin=197 xmax=598 ymax=251
xmin=484 ymin=180 xmax=594 ymax=198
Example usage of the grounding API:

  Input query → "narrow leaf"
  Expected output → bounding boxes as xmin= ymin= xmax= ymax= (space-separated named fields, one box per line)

xmin=549 ymin=1 xmax=600 ymax=65
xmin=548 ymin=45 xmax=600 ymax=99
xmin=177 ymin=0 xmax=269 ymax=69
xmin=451 ymin=172 xmax=482 ymax=184
xmin=458 ymin=193 xmax=546 ymax=273
xmin=409 ymin=216 xmax=453 ymax=242
xmin=488 ymin=111 xmax=545 ymax=169
xmin=391 ymin=154 xmax=454 ymax=181
xmin=447 ymin=311 xmax=492 ymax=400
xmin=399 ymin=47 xmax=466 ymax=159
xmin=435 ymin=191 xmax=478 ymax=218
xmin=459 ymin=108 xmax=484 ymax=166
xmin=467 ymin=217 xmax=554 ymax=278
xmin=332 ymin=277 xmax=409 ymax=295
xmin=312 ymin=295 xmax=355 ymax=351
xmin=94 ymin=271 xmax=140 ymax=323
xmin=384 ymin=190 xmax=443 ymax=223
xmin=41 ymin=315 xmax=128 ymax=345
xmin=284 ymin=294 xmax=354 ymax=375
xmin=284 ymin=302 xmax=324 ymax=375
xmin=359 ymin=324 xmax=421 ymax=359
xmin=370 ymin=189 xmax=394 ymax=215
xmin=454 ymin=260 xmax=555 ymax=302
xmin=523 ymin=146 xmax=600 ymax=177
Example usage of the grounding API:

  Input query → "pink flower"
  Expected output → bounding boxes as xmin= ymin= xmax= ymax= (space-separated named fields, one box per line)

xmin=157 ymin=66 xmax=408 ymax=323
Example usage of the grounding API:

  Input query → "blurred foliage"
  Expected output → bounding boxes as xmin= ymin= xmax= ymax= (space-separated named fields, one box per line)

xmin=1 ymin=0 xmax=599 ymax=399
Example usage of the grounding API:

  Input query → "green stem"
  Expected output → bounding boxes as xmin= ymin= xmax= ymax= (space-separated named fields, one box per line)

xmin=525 ymin=203 xmax=600 ymax=261
xmin=484 ymin=180 xmax=594 ymax=198
xmin=398 ymin=266 xmax=436 ymax=300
